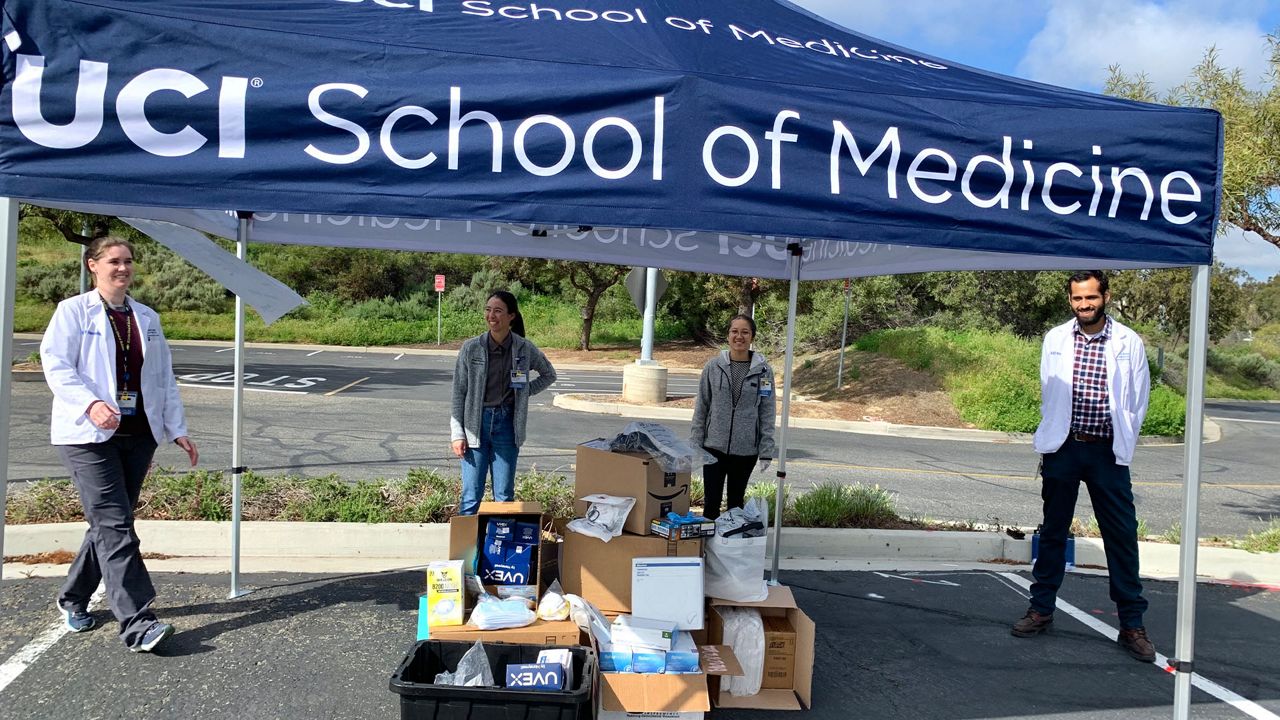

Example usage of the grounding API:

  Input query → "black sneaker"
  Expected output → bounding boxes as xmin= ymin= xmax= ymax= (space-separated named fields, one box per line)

xmin=1117 ymin=627 xmax=1156 ymax=663
xmin=130 ymin=622 xmax=174 ymax=653
xmin=1011 ymin=609 xmax=1053 ymax=637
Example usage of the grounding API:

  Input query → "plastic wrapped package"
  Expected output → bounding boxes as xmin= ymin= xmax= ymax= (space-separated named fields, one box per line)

xmin=719 ymin=607 xmax=765 ymax=696
xmin=468 ymin=593 xmax=536 ymax=630
xmin=433 ymin=640 xmax=496 ymax=687
xmin=536 ymin=580 xmax=570 ymax=621
xmin=566 ymin=494 xmax=635 ymax=541
xmin=565 ymin=593 xmax=612 ymax=644
xmin=608 ymin=421 xmax=717 ymax=473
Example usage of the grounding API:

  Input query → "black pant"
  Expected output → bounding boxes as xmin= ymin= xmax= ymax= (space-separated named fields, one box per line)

xmin=1030 ymin=437 xmax=1148 ymax=628
xmin=57 ymin=433 xmax=160 ymax=647
xmin=702 ymin=448 xmax=757 ymax=520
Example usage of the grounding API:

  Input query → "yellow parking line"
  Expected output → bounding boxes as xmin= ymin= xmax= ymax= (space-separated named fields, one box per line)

xmin=324 ymin=376 xmax=370 ymax=396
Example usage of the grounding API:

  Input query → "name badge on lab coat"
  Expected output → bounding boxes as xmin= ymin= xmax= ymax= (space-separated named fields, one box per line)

xmin=117 ymin=391 xmax=138 ymax=416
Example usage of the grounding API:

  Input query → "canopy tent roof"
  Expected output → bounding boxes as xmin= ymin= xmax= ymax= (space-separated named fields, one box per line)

xmin=0 ymin=0 xmax=1222 ymax=270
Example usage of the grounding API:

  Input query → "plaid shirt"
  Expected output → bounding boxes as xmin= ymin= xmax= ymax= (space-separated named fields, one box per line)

xmin=1070 ymin=317 xmax=1113 ymax=436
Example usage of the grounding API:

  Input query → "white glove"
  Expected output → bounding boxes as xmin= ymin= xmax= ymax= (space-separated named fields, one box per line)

xmin=757 ymin=458 xmax=772 ymax=474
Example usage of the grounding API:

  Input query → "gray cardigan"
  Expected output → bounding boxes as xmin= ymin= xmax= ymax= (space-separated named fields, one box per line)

xmin=690 ymin=350 xmax=777 ymax=458
xmin=450 ymin=332 xmax=556 ymax=448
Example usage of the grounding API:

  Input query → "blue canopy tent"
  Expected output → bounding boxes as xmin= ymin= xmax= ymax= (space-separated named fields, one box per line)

xmin=0 ymin=2 xmax=1222 ymax=715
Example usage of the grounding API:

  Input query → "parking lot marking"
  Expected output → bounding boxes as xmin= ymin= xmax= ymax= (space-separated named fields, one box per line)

xmin=0 ymin=587 xmax=104 ymax=694
xmin=999 ymin=572 xmax=1279 ymax=720
xmin=394 ymin=353 xmax=404 ymax=361
xmin=325 ymin=376 xmax=370 ymax=396
xmin=178 ymin=383 xmax=307 ymax=395
xmin=215 ymin=348 xmax=234 ymax=353
xmin=1219 ymin=417 xmax=1280 ymax=426
xmin=306 ymin=350 xmax=323 ymax=357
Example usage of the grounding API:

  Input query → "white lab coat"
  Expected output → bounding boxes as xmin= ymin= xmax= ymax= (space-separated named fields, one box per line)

xmin=1032 ymin=316 xmax=1150 ymax=466
xmin=40 ymin=290 xmax=188 ymax=446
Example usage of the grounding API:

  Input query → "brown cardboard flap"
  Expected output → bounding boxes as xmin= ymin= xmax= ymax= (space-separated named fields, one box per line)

xmin=709 ymin=584 xmax=797 ymax=609
xmin=427 ymin=618 xmax=581 ymax=646
xmin=478 ymin=501 xmax=544 ymax=513
xmin=600 ymin=672 xmax=710 ymax=713
xmin=794 ymin=608 xmax=816 ymax=708
xmin=715 ymin=688 xmax=803 ymax=710
xmin=698 ymin=645 xmax=742 ymax=677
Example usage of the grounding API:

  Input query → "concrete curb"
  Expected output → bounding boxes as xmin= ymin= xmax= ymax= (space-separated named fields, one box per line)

xmin=5 ymin=521 xmax=1276 ymax=585
xmin=553 ymin=393 xmax=1220 ymax=445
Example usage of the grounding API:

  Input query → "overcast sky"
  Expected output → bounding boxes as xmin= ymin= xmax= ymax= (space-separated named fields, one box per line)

xmin=793 ymin=0 xmax=1280 ymax=282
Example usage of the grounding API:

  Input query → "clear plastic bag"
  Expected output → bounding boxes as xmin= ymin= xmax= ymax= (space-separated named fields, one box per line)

xmin=468 ymin=593 xmax=536 ymax=630
xmin=567 ymin=493 xmax=635 ymax=541
xmin=608 ymin=421 xmax=717 ymax=473
xmin=433 ymin=640 xmax=495 ymax=687
xmin=719 ymin=607 xmax=764 ymax=696
xmin=537 ymin=579 xmax=570 ymax=621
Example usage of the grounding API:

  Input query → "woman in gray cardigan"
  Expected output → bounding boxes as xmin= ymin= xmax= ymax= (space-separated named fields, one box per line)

xmin=690 ymin=314 xmax=777 ymax=519
xmin=450 ymin=290 xmax=556 ymax=515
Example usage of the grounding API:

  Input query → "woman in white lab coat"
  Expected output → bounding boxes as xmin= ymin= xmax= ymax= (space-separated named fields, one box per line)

xmin=40 ymin=236 xmax=198 ymax=653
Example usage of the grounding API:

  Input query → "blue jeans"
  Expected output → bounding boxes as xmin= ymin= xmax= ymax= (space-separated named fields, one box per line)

xmin=1029 ymin=437 xmax=1148 ymax=628
xmin=459 ymin=405 xmax=518 ymax=515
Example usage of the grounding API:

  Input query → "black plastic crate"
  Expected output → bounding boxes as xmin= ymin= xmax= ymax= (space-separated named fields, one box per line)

xmin=389 ymin=640 xmax=595 ymax=720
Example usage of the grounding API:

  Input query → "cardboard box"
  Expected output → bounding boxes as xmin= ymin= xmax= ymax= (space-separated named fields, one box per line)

xmin=761 ymin=653 xmax=795 ymax=690
xmin=612 ymin=615 xmax=678 ymax=651
xmin=561 ymin=531 xmax=702 ymax=613
xmin=599 ymin=644 xmax=742 ymax=714
xmin=506 ymin=662 xmax=565 ymax=691
xmin=450 ymin=502 xmax=548 ymax=590
xmin=633 ymin=557 xmax=705 ymax=631
xmin=650 ymin=517 xmax=715 ymax=540
xmin=763 ymin=615 xmax=797 ymax=655
xmin=599 ymin=713 xmax=704 ymax=720
xmin=707 ymin=586 xmax=814 ymax=710
xmin=575 ymin=442 xmax=691 ymax=535
xmin=425 ymin=618 xmax=583 ymax=646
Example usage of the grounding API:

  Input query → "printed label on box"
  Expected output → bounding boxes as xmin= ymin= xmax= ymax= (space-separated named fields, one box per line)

xmin=506 ymin=662 xmax=564 ymax=691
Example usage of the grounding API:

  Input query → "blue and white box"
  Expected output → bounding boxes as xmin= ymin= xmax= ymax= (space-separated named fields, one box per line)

xmin=599 ymin=642 xmax=634 ymax=673
xmin=630 ymin=645 xmax=667 ymax=674
xmin=664 ymin=632 xmax=700 ymax=674
xmin=480 ymin=539 xmax=534 ymax=585
xmin=632 ymin=557 xmax=705 ymax=630
xmin=611 ymin=615 xmax=677 ymax=651
xmin=506 ymin=662 xmax=564 ymax=691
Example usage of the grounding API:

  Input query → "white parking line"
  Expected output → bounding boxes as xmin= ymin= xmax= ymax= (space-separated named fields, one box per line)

xmin=1214 ymin=417 xmax=1280 ymax=426
xmin=306 ymin=350 xmax=323 ymax=357
xmin=0 ymin=587 xmax=105 ymax=693
xmin=178 ymin=383 xmax=307 ymax=395
xmin=998 ymin=572 xmax=1279 ymax=720
xmin=215 ymin=348 xmax=234 ymax=353
xmin=394 ymin=353 xmax=404 ymax=361
xmin=325 ymin=377 xmax=370 ymax=396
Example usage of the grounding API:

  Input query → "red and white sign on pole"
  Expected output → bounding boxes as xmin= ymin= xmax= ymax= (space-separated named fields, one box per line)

xmin=434 ymin=274 xmax=445 ymax=345
xmin=435 ymin=274 xmax=446 ymax=293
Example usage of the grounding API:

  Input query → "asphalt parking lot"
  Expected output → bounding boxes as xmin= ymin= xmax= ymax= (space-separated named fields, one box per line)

xmin=2 ymin=568 xmax=1277 ymax=720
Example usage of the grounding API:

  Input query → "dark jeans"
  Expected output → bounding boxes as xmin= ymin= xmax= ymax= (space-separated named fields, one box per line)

xmin=57 ymin=433 xmax=160 ymax=647
xmin=1029 ymin=437 xmax=1148 ymax=629
xmin=701 ymin=448 xmax=757 ymax=520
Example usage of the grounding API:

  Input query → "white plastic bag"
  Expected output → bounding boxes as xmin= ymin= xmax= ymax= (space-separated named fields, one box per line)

xmin=719 ymin=608 xmax=764 ymax=697
xmin=566 ymin=493 xmax=635 ymax=542
xmin=537 ymin=580 xmax=570 ymax=621
xmin=704 ymin=498 xmax=769 ymax=602
xmin=565 ymin=593 xmax=612 ymax=644
xmin=468 ymin=593 xmax=536 ymax=630
xmin=434 ymin=640 xmax=496 ymax=687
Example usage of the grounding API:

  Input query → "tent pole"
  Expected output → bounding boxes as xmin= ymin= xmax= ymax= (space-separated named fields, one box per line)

xmin=1170 ymin=264 xmax=1209 ymax=719
xmin=229 ymin=212 xmax=252 ymax=599
xmin=769 ymin=243 xmax=802 ymax=585
xmin=0 ymin=198 xmax=20 ymax=586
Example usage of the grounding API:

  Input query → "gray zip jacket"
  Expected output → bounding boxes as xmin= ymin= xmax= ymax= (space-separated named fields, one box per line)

xmin=450 ymin=332 xmax=556 ymax=448
xmin=690 ymin=350 xmax=777 ymax=458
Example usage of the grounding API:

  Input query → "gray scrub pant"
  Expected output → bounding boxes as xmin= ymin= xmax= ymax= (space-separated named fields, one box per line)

xmin=57 ymin=434 xmax=159 ymax=647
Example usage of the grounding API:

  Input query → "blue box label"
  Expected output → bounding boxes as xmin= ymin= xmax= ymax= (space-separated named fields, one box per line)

xmin=506 ymin=662 xmax=564 ymax=690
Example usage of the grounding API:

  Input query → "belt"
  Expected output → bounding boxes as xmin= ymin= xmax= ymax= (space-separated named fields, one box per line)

xmin=1070 ymin=431 xmax=1112 ymax=443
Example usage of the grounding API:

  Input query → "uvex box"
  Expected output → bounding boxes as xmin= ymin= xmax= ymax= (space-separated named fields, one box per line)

xmin=707 ymin=585 xmax=814 ymax=710
xmin=575 ymin=441 xmax=691 ymax=535
xmin=561 ymin=530 xmax=701 ymax=613
xmin=448 ymin=501 xmax=550 ymax=596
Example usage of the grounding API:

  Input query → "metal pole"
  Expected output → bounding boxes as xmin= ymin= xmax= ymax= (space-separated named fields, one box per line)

xmin=79 ymin=220 xmax=90 ymax=294
xmin=437 ymin=291 xmax=442 ymax=345
xmin=770 ymin=244 xmax=802 ymax=585
xmin=229 ymin=212 xmax=252 ymax=598
xmin=0 ymin=198 xmax=21 ymax=585
xmin=640 ymin=267 xmax=658 ymax=364
xmin=1170 ymin=264 xmax=1209 ymax=719
xmin=836 ymin=278 xmax=851 ymax=389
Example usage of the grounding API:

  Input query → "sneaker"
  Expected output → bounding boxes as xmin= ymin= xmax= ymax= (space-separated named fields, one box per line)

xmin=1117 ymin=627 xmax=1156 ymax=663
xmin=61 ymin=606 xmax=96 ymax=633
xmin=1011 ymin=609 xmax=1054 ymax=637
xmin=129 ymin=622 xmax=174 ymax=653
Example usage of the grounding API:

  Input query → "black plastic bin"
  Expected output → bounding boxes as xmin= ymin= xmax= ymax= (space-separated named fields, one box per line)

xmin=389 ymin=640 xmax=596 ymax=720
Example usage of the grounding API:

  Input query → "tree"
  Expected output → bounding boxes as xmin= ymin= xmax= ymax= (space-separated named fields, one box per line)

xmin=1105 ymin=38 xmax=1280 ymax=252
xmin=564 ymin=262 xmax=628 ymax=350
xmin=1109 ymin=264 xmax=1248 ymax=344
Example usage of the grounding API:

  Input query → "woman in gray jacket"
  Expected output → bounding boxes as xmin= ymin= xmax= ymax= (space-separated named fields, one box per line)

xmin=450 ymin=290 xmax=556 ymax=515
xmin=690 ymin=314 xmax=777 ymax=519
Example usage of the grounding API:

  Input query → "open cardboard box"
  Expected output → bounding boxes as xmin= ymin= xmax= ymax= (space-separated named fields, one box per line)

xmin=425 ymin=617 xmax=583 ymax=646
xmin=560 ymin=529 xmax=702 ymax=613
xmin=575 ymin=441 xmax=691 ymax=536
xmin=448 ymin=501 xmax=551 ymax=592
xmin=707 ymin=585 xmax=814 ymax=710
xmin=599 ymin=644 xmax=742 ymax=714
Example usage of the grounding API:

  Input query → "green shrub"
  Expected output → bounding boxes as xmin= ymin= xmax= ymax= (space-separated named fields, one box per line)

xmin=514 ymin=469 xmax=575 ymax=521
xmin=1236 ymin=519 xmax=1280 ymax=554
xmin=1141 ymin=386 xmax=1186 ymax=437
xmin=17 ymin=259 xmax=80 ymax=304
xmin=790 ymin=482 xmax=899 ymax=528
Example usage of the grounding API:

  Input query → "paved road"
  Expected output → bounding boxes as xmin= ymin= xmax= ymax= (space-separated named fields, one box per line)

xmin=7 ymin=340 xmax=1279 ymax=537
xmin=1 ymin=569 xmax=1276 ymax=720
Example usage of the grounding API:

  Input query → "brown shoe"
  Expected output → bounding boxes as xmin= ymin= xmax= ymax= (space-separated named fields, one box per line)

xmin=1011 ymin=609 xmax=1053 ymax=637
xmin=1117 ymin=627 xmax=1156 ymax=662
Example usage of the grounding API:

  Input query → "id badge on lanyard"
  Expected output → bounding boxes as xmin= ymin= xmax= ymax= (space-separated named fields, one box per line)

xmin=117 ymin=390 xmax=138 ymax=416
xmin=510 ymin=356 xmax=528 ymax=389
xmin=759 ymin=378 xmax=773 ymax=397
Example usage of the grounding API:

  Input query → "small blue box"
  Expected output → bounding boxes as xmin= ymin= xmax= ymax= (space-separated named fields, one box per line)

xmin=1031 ymin=532 xmax=1075 ymax=570
xmin=506 ymin=662 xmax=564 ymax=691
xmin=598 ymin=643 xmax=633 ymax=673
xmin=480 ymin=539 xmax=534 ymax=585
xmin=664 ymin=632 xmax=700 ymax=674
xmin=630 ymin=647 xmax=666 ymax=674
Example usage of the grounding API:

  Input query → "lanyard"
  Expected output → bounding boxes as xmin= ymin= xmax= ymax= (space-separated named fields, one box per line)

xmin=103 ymin=300 xmax=134 ymax=385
